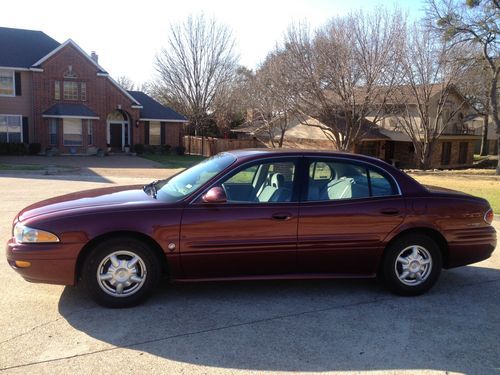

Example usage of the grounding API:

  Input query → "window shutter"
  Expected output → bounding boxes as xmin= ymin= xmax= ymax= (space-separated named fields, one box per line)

xmin=22 ymin=117 xmax=29 ymax=143
xmin=15 ymin=73 xmax=22 ymax=96
xmin=144 ymin=121 xmax=150 ymax=144
xmin=160 ymin=122 xmax=166 ymax=145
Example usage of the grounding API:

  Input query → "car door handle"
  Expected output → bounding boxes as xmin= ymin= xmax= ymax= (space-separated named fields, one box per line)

xmin=380 ymin=208 xmax=400 ymax=215
xmin=272 ymin=213 xmax=293 ymax=221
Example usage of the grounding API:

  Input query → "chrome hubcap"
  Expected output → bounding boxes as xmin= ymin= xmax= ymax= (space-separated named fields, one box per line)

xmin=395 ymin=245 xmax=432 ymax=286
xmin=97 ymin=250 xmax=147 ymax=297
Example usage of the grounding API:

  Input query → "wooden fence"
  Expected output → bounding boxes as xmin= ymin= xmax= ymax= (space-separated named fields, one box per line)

xmin=183 ymin=136 xmax=264 ymax=157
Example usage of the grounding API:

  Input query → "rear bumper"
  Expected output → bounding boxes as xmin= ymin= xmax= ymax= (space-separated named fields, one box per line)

xmin=6 ymin=238 xmax=80 ymax=285
xmin=445 ymin=226 xmax=497 ymax=268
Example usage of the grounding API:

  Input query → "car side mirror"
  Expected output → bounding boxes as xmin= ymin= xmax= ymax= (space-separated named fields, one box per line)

xmin=202 ymin=186 xmax=227 ymax=204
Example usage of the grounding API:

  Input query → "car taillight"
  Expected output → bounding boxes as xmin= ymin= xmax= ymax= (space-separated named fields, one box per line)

xmin=484 ymin=209 xmax=494 ymax=225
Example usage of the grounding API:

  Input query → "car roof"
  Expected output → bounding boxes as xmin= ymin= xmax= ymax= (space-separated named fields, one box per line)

xmin=226 ymin=148 xmax=383 ymax=164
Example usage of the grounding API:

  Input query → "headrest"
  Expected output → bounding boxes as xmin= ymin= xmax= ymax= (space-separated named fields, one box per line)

xmin=271 ymin=173 xmax=285 ymax=188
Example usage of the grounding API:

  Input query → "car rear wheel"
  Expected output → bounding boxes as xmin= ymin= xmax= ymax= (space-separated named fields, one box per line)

xmin=382 ymin=234 xmax=442 ymax=296
xmin=82 ymin=238 xmax=161 ymax=307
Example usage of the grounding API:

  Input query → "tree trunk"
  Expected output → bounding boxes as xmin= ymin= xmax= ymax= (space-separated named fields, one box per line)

xmin=480 ymin=112 xmax=489 ymax=156
xmin=487 ymin=70 xmax=500 ymax=174
xmin=421 ymin=141 xmax=436 ymax=171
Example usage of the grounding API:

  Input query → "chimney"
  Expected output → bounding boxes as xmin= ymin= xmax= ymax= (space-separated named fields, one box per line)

xmin=91 ymin=51 xmax=99 ymax=64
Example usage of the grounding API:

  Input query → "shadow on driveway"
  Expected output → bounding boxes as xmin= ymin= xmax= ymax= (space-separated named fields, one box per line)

xmin=0 ymin=154 xmax=166 ymax=182
xmin=58 ymin=266 xmax=500 ymax=373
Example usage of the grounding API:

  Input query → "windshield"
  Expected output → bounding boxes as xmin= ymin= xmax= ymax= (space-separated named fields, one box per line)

xmin=155 ymin=153 xmax=236 ymax=202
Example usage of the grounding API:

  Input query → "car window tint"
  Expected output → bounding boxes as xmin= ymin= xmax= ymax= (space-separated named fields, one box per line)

xmin=306 ymin=160 xmax=370 ymax=201
xmin=309 ymin=162 xmax=332 ymax=180
xmin=369 ymin=169 xmax=396 ymax=196
xmin=221 ymin=161 xmax=295 ymax=203
xmin=224 ymin=165 xmax=258 ymax=184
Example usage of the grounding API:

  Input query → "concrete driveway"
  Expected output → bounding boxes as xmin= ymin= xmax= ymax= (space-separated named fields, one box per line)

xmin=0 ymin=173 xmax=498 ymax=374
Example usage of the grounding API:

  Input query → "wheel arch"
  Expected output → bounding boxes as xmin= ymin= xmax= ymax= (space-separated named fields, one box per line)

xmin=75 ymin=231 xmax=169 ymax=284
xmin=381 ymin=227 xmax=449 ymax=270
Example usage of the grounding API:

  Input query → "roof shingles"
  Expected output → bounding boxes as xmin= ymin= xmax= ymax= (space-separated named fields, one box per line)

xmin=0 ymin=27 xmax=60 ymax=68
xmin=128 ymin=91 xmax=187 ymax=122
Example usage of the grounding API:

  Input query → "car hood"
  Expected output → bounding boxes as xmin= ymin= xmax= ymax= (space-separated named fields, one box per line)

xmin=18 ymin=185 xmax=157 ymax=222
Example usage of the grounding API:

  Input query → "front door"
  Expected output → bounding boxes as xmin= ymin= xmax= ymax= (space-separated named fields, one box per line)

xmin=179 ymin=158 xmax=299 ymax=279
xmin=109 ymin=123 xmax=122 ymax=150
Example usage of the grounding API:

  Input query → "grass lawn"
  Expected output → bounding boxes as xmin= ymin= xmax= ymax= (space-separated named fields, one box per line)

xmin=0 ymin=164 xmax=44 ymax=171
xmin=141 ymin=154 xmax=206 ymax=169
xmin=410 ymin=173 xmax=500 ymax=212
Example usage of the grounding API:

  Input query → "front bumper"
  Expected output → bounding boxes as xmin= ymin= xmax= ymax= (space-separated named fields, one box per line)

xmin=6 ymin=238 xmax=81 ymax=285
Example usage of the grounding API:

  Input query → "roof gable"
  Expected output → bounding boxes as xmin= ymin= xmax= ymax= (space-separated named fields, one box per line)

xmin=32 ymin=39 xmax=141 ymax=106
xmin=127 ymin=91 xmax=187 ymax=122
xmin=0 ymin=27 xmax=60 ymax=69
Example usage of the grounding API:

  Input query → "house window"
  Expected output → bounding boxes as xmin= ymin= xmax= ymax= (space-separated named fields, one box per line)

xmin=0 ymin=70 xmax=15 ymax=96
xmin=0 ymin=115 xmax=22 ymax=142
xmin=458 ymin=142 xmax=468 ymax=164
xmin=81 ymin=82 xmax=87 ymax=101
xmin=441 ymin=142 xmax=452 ymax=165
xmin=87 ymin=120 xmax=93 ymax=145
xmin=49 ymin=119 xmax=58 ymax=145
xmin=54 ymin=81 xmax=60 ymax=100
xmin=63 ymin=118 xmax=82 ymax=146
xmin=63 ymin=81 xmax=79 ymax=100
xmin=149 ymin=121 xmax=161 ymax=145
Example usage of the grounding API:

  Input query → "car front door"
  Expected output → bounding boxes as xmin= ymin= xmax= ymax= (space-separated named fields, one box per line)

xmin=297 ymin=157 xmax=406 ymax=276
xmin=179 ymin=158 xmax=300 ymax=279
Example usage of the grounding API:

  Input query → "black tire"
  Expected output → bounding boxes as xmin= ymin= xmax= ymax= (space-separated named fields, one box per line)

xmin=382 ymin=234 xmax=442 ymax=296
xmin=82 ymin=237 xmax=161 ymax=308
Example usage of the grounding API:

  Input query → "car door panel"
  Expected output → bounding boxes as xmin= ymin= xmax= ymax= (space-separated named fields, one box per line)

xmin=180 ymin=203 xmax=299 ymax=278
xmin=298 ymin=197 xmax=406 ymax=275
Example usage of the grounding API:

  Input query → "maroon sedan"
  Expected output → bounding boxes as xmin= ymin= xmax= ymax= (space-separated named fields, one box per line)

xmin=6 ymin=150 xmax=497 ymax=307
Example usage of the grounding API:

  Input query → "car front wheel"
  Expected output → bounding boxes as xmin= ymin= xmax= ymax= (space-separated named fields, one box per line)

xmin=82 ymin=238 xmax=161 ymax=307
xmin=382 ymin=234 xmax=442 ymax=296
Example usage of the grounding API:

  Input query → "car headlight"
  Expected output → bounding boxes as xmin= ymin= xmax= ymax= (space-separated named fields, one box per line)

xmin=14 ymin=224 xmax=60 ymax=244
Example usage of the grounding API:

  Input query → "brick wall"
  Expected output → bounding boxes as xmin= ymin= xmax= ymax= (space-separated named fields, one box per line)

xmin=32 ymin=43 xmax=140 ymax=153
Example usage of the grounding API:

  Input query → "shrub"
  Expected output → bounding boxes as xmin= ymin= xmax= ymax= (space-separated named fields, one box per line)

xmin=175 ymin=145 xmax=186 ymax=155
xmin=161 ymin=144 xmax=172 ymax=154
xmin=0 ymin=142 xmax=26 ymax=155
xmin=28 ymin=143 xmax=41 ymax=155
xmin=134 ymin=144 xmax=144 ymax=155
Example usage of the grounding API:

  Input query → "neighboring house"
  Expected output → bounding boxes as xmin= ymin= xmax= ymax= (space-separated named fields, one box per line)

xmin=363 ymin=85 xmax=479 ymax=169
xmin=234 ymin=85 xmax=480 ymax=169
xmin=466 ymin=115 xmax=499 ymax=155
xmin=0 ymin=27 xmax=187 ymax=154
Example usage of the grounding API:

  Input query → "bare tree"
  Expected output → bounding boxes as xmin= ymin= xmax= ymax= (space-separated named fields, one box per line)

xmin=211 ymin=67 xmax=250 ymax=137
xmin=426 ymin=0 xmax=500 ymax=172
xmin=153 ymin=14 xmax=238 ymax=136
xmin=391 ymin=25 xmax=471 ymax=169
xmin=115 ymin=75 xmax=136 ymax=91
xmin=459 ymin=58 xmax=493 ymax=155
xmin=281 ymin=8 xmax=406 ymax=151
xmin=242 ymin=52 xmax=296 ymax=147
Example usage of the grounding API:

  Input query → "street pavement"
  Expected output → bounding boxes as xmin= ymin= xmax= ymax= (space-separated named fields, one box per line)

xmin=0 ymin=166 xmax=498 ymax=374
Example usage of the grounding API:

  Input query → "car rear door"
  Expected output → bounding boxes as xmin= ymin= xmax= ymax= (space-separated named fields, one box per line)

xmin=179 ymin=157 xmax=300 ymax=279
xmin=297 ymin=157 xmax=406 ymax=276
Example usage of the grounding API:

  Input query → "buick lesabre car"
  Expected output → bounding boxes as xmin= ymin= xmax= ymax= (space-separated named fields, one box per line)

xmin=7 ymin=150 xmax=497 ymax=307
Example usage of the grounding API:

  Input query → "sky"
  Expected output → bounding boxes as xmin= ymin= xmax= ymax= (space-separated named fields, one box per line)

xmin=2 ymin=0 xmax=426 ymax=86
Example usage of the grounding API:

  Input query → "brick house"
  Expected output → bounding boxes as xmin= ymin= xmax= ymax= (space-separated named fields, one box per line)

xmin=0 ymin=27 xmax=187 ymax=154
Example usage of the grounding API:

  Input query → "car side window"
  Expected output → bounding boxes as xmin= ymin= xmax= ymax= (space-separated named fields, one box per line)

xmin=307 ymin=160 xmax=397 ymax=202
xmin=368 ymin=169 xmax=397 ymax=196
xmin=221 ymin=161 xmax=295 ymax=203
